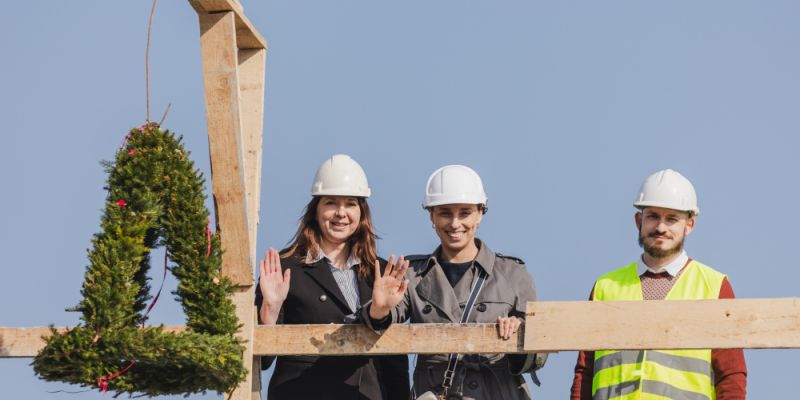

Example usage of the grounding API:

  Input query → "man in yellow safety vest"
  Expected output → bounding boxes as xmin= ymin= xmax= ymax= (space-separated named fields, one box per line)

xmin=570 ymin=169 xmax=747 ymax=400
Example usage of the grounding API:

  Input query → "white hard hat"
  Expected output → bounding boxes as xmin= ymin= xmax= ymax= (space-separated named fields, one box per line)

xmin=310 ymin=154 xmax=371 ymax=197
xmin=423 ymin=165 xmax=488 ymax=209
xmin=633 ymin=169 xmax=699 ymax=216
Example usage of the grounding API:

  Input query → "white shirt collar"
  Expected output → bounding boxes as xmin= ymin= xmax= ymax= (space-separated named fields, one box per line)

xmin=637 ymin=250 xmax=689 ymax=277
xmin=306 ymin=246 xmax=361 ymax=269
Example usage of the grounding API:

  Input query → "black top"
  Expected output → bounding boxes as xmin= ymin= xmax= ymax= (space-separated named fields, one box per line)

xmin=440 ymin=260 xmax=473 ymax=287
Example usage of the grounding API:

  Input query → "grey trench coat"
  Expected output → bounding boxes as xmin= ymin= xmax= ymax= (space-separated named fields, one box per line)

xmin=366 ymin=239 xmax=546 ymax=400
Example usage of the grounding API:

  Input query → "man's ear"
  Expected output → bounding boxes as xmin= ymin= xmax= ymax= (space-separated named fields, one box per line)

xmin=685 ymin=215 xmax=696 ymax=236
xmin=635 ymin=211 xmax=642 ymax=230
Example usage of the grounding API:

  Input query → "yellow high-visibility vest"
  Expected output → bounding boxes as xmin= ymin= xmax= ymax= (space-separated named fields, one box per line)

xmin=591 ymin=260 xmax=726 ymax=400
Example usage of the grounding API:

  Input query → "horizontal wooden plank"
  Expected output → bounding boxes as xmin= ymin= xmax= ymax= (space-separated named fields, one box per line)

xmin=189 ymin=0 xmax=267 ymax=49
xmin=254 ymin=323 xmax=523 ymax=356
xmin=0 ymin=324 xmax=520 ymax=357
xmin=6 ymin=298 xmax=800 ymax=357
xmin=0 ymin=327 xmax=53 ymax=357
xmin=0 ymin=327 xmax=185 ymax=358
xmin=525 ymin=298 xmax=800 ymax=352
xmin=190 ymin=0 xmax=243 ymax=14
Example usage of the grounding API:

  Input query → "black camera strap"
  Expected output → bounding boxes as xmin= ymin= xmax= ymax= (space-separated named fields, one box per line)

xmin=439 ymin=266 xmax=488 ymax=398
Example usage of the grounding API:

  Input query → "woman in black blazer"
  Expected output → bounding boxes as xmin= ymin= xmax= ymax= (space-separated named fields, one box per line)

xmin=256 ymin=154 xmax=409 ymax=400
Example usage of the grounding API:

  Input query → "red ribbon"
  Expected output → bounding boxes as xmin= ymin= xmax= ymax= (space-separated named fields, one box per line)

xmin=96 ymin=247 xmax=168 ymax=392
xmin=142 ymin=251 xmax=169 ymax=324
xmin=97 ymin=361 xmax=136 ymax=394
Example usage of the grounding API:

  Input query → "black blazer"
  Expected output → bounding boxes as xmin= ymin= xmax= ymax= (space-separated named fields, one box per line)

xmin=256 ymin=254 xmax=409 ymax=400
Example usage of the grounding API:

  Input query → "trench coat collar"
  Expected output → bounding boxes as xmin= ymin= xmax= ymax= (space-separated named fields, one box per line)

xmin=419 ymin=238 xmax=496 ymax=276
xmin=415 ymin=238 xmax=496 ymax=321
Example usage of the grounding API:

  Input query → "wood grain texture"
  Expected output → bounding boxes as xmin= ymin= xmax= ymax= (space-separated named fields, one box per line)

xmin=229 ymin=288 xmax=259 ymax=400
xmin=0 ymin=327 xmax=54 ymax=357
xmin=6 ymin=298 xmax=800 ymax=357
xmin=253 ymin=323 xmax=524 ymax=355
xmin=199 ymin=11 xmax=253 ymax=287
xmin=237 ymin=48 xmax=265 ymax=264
xmin=198 ymin=11 xmax=258 ymax=400
xmin=189 ymin=0 xmax=267 ymax=49
xmin=237 ymin=45 xmax=265 ymax=400
xmin=524 ymin=298 xmax=800 ymax=351
xmin=0 ymin=327 xmax=185 ymax=357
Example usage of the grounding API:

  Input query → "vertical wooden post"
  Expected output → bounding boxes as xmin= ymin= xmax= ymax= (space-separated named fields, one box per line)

xmin=197 ymin=10 xmax=264 ymax=400
xmin=239 ymin=47 xmax=266 ymax=398
xmin=238 ymin=48 xmax=265 ymax=262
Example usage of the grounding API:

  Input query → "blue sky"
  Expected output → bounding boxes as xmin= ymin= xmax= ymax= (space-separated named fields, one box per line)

xmin=2 ymin=1 xmax=799 ymax=398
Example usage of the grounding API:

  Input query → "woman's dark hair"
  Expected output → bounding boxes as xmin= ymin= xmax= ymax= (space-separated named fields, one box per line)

xmin=281 ymin=196 xmax=378 ymax=279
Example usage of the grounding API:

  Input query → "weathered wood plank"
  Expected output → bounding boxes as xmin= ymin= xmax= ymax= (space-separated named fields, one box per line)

xmin=190 ymin=0 xmax=243 ymax=14
xmin=198 ymin=11 xmax=253 ymax=287
xmin=198 ymin=11 xmax=259 ymax=400
xmin=238 ymin=48 xmax=265 ymax=263
xmin=237 ymin=45 xmax=266 ymax=400
xmin=228 ymin=289 xmax=260 ymax=400
xmin=254 ymin=323 xmax=523 ymax=355
xmin=0 ymin=327 xmax=185 ymax=357
xmin=525 ymin=298 xmax=800 ymax=352
xmin=8 ymin=298 xmax=800 ymax=358
xmin=1 ymin=327 xmax=53 ymax=357
xmin=1 ymin=324 xmax=519 ymax=357
xmin=189 ymin=0 xmax=267 ymax=49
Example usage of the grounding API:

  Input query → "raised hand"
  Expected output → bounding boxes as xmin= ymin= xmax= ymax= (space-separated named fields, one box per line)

xmin=258 ymin=248 xmax=291 ymax=325
xmin=368 ymin=255 xmax=409 ymax=320
xmin=496 ymin=316 xmax=522 ymax=340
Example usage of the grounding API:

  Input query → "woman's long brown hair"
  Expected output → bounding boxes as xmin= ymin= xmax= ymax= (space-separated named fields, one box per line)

xmin=281 ymin=196 xmax=378 ymax=280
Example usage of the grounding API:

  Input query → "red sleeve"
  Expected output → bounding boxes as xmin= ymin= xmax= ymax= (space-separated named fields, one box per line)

xmin=571 ymin=350 xmax=594 ymax=400
xmin=571 ymin=287 xmax=596 ymax=400
xmin=713 ymin=277 xmax=747 ymax=400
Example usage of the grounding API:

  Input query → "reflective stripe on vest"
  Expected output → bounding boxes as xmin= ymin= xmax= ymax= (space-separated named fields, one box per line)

xmin=591 ymin=260 xmax=726 ymax=400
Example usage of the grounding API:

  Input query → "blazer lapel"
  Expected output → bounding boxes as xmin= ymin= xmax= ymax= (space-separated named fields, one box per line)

xmin=357 ymin=270 xmax=372 ymax=308
xmin=303 ymin=259 xmax=351 ymax=311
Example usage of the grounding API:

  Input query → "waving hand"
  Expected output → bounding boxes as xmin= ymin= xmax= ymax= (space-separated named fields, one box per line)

xmin=369 ymin=255 xmax=409 ymax=320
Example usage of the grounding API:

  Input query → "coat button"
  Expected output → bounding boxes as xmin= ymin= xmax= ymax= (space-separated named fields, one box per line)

xmin=476 ymin=303 xmax=487 ymax=312
xmin=319 ymin=294 xmax=327 ymax=302
xmin=468 ymin=380 xmax=479 ymax=390
xmin=422 ymin=304 xmax=432 ymax=314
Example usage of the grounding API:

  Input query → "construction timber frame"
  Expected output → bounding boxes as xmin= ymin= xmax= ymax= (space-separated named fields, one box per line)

xmin=2 ymin=1 xmax=800 ymax=399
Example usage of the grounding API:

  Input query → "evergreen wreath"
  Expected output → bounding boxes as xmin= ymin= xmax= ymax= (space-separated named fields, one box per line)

xmin=32 ymin=123 xmax=247 ymax=396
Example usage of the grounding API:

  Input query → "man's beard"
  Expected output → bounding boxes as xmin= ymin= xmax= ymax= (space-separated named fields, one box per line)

xmin=638 ymin=230 xmax=684 ymax=259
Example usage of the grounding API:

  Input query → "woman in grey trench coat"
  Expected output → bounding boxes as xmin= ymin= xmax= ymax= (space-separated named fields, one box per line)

xmin=365 ymin=165 xmax=546 ymax=400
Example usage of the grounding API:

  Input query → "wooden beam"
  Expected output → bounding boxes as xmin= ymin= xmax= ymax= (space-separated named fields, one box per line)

xmin=253 ymin=323 xmax=524 ymax=356
xmin=524 ymin=298 xmax=800 ymax=352
xmin=238 ymin=48 xmax=265 ymax=264
xmin=189 ymin=0 xmax=267 ymax=49
xmin=198 ymin=11 xmax=253 ymax=287
xmin=198 ymin=11 xmax=260 ymax=400
xmin=237 ymin=45 xmax=266 ymax=400
xmin=1 ymin=327 xmax=185 ymax=358
xmin=1 ymin=327 xmax=54 ymax=358
xmin=8 ymin=298 xmax=800 ymax=358
xmin=228 ymin=291 xmax=260 ymax=399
